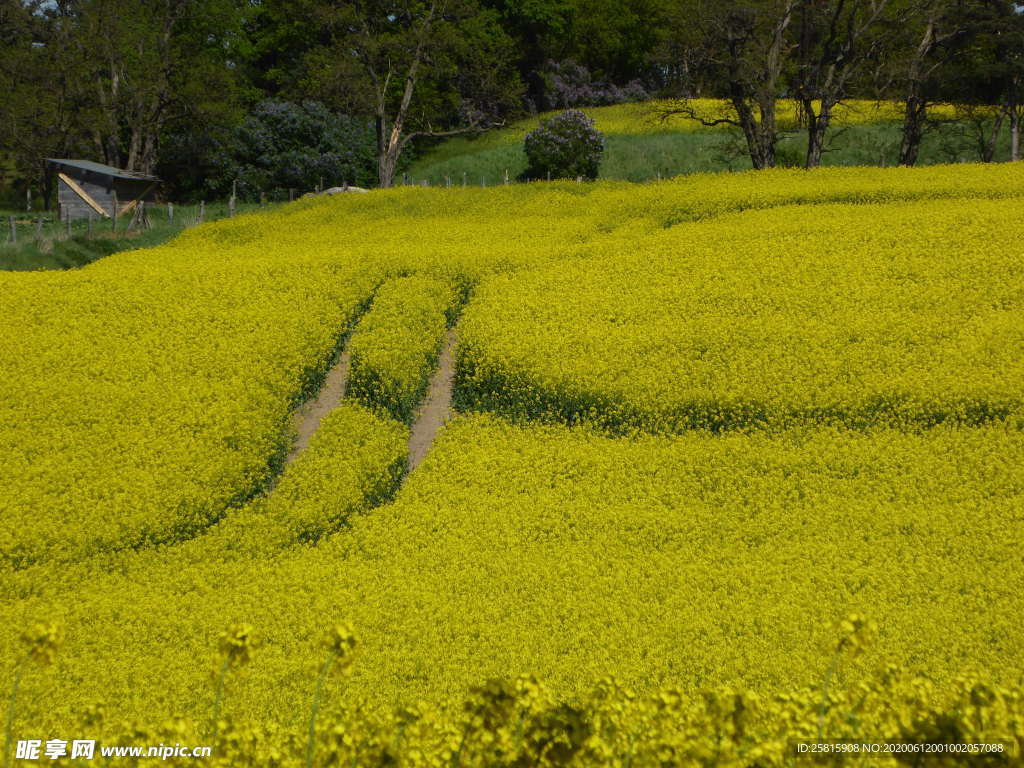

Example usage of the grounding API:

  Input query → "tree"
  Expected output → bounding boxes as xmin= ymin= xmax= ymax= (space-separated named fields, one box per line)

xmin=790 ymin=0 xmax=895 ymax=168
xmin=0 ymin=0 xmax=94 ymax=207
xmin=939 ymin=0 xmax=1024 ymax=162
xmin=658 ymin=0 xmax=798 ymax=170
xmin=890 ymin=0 xmax=966 ymax=166
xmin=481 ymin=0 xmax=575 ymax=108
xmin=0 ymin=0 xmax=251 ymax=206
xmin=77 ymin=0 xmax=251 ymax=175
xmin=214 ymin=100 xmax=378 ymax=197
xmin=564 ymin=0 xmax=671 ymax=85
xmin=299 ymin=0 xmax=524 ymax=188
xmin=980 ymin=0 xmax=1024 ymax=161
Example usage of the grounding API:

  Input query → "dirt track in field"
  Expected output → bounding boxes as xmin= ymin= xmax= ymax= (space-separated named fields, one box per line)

xmin=285 ymin=349 xmax=351 ymax=465
xmin=407 ymin=329 xmax=457 ymax=474
xmin=283 ymin=326 xmax=456 ymax=476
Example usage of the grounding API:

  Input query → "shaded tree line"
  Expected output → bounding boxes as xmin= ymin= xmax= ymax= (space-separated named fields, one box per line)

xmin=656 ymin=0 xmax=1023 ymax=169
xmin=1 ymin=0 xmax=1021 ymax=205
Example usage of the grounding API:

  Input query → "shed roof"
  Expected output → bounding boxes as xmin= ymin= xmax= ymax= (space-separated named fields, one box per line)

xmin=47 ymin=158 xmax=160 ymax=182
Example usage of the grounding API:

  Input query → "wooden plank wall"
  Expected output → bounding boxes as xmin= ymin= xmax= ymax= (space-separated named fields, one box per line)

xmin=57 ymin=173 xmax=159 ymax=221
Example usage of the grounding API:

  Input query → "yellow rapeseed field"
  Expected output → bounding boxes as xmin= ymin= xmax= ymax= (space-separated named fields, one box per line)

xmin=1 ymin=162 xmax=1023 ymax=764
xmin=458 ymin=198 xmax=1024 ymax=432
xmin=348 ymin=275 xmax=460 ymax=424
xmin=430 ymin=99 xmax=962 ymax=153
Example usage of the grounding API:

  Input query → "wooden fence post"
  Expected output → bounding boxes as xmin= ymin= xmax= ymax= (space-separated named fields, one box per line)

xmin=35 ymin=217 xmax=42 ymax=241
xmin=504 ymin=169 xmax=509 ymax=185
xmin=228 ymin=196 xmax=236 ymax=218
xmin=8 ymin=216 xmax=15 ymax=244
xmin=26 ymin=186 xmax=31 ymax=213
xmin=87 ymin=212 xmax=93 ymax=238
xmin=112 ymin=191 xmax=118 ymax=233
xmin=199 ymin=200 xmax=205 ymax=224
xmin=168 ymin=203 xmax=174 ymax=224
xmin=289 ymin=188 xmax=294 ymax=202
xmin=260 ymin=191 xmax=266 ymax=207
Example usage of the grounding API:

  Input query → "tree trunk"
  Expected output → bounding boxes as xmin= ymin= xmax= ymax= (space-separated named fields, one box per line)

xmin=378 ymin=146 xmax=399 ymax=189
xmin=127 ymin=125 xmax=142 ymax=171
xmin=1012 ymin=109 xmax=1020 ymax=162
xmin=899 ymin=95 xmax=927 ymax=166
xmin=804 ymin=98 xmax=836 ymax=168
xmin=731 ymin=96 xmax=775 ymax=170
xmin=982 ymin=110 xmax=1005 ymax=162
xmin=1011 ymin=84 xmax=1020 ymax=161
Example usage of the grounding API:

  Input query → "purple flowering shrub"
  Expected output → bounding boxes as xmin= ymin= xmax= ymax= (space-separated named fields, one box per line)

xmin=522 ymin=109 xmax=605 ymax=181
xmin=544 ymin=60 xmax=648 ymax=110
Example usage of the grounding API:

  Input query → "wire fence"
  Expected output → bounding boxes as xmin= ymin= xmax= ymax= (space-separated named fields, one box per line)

xmin=1 ymin=173 xmax=582 ymax=250
xmin=1 ymin=196 xmax=282 ymax=250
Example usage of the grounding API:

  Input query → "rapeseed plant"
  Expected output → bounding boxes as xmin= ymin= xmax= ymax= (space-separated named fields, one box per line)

xmin=1 ymin=163 xmax=1022 ymax=764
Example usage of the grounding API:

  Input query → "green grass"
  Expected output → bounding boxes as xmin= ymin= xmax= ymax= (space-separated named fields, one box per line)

xmin=408 ymin=119 xmax=1015 ymax=186
xmin=0 ymin=201 xmax=276 ymax=271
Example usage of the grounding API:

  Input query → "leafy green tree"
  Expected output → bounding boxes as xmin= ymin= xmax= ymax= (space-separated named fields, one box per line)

xmin=214 ymin=100 xmax=378 ymax=198
xmin=0 ymin=0 xmax=94 ymax=207
xmin=0 ymin=0 xmax=252 ymax=205
xmin=77 ymin=0 xmax=252 ymax=175
xmin=960 ymin=0 xmax=1024 ymax=161
xmin=565 ymin=0 xmax=670 ymax=84
xmin=294 ymin=0 xmax=524 ymax=188
xmin=481 ymin=0 xmax=575 ymax=107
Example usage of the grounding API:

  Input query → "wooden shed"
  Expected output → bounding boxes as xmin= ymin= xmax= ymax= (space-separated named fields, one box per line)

xmin=47 ymin=158 xmax=159 ymax=222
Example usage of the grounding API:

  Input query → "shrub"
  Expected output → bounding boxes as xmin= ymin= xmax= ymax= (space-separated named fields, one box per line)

xmin=522 ymin=109 xmax=605 ymax=181
xmin=543 ymin=59 xmax=649 ymax=110
xmin=211 ymin=100 xmax=379 ymax=199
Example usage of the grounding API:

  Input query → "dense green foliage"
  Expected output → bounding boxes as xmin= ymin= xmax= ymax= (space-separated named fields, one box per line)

xmin=206 ymin=100 xmax=379 ymax=200
xmin=1 ymin=0 xmax=1022 ymax=201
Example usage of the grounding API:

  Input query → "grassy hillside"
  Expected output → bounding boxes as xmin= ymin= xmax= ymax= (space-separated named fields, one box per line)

xmin=408 ymin=99 xmax=1014 ymax=184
